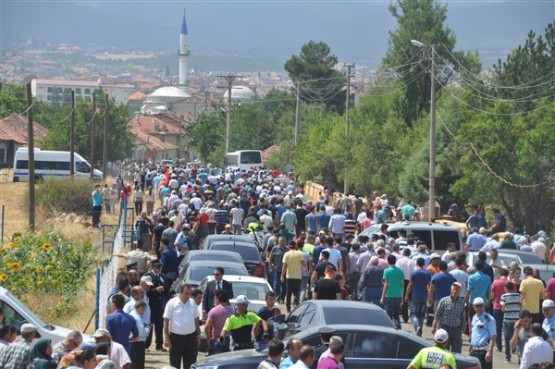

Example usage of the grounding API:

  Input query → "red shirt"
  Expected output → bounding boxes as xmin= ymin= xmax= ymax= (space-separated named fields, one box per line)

xmin=491 ymin=276 xmax=508 ymax=310
xmin=196 ymin=213 xmax=209 ymax=227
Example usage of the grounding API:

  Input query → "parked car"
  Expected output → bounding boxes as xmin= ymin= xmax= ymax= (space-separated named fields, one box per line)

xmin=180 ymin=250 xmax=244 ymax=269
xmin=191 ymin=324 xmax=481 ymax=369
xmin=0 ymin=286 xmax=92 ymax=345
xmin=359 ymin=221 xmax=463 ymax=252
xmin=207 ymin=241 xmax=265 ymax=278
xmin=527 ymin=263 xmax=555 ymax=282
xmin=466 ymin=250 xmax=541 ymax=270
xmin=273 ymin=300 xmax=395 ymax=340
xmin=203 ymin=234 xmax=253 ymax=249
xmin=173 ymin=260 xmax=249 ymax=292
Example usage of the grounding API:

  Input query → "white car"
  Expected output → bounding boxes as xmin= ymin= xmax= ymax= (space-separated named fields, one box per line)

xmin=0 ymin=286 xmax=93 ymax=345
xmin=197 ymin=275 xmax=280 ymax=317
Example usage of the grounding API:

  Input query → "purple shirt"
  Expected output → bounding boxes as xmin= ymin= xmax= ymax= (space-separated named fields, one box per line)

xmin=546 ymin=277 xmax=555 ymax=301
xmin=317 ymin=356 xmax=341 ymax=369
xmin=207 ymin=304 xmax=234 ymax=340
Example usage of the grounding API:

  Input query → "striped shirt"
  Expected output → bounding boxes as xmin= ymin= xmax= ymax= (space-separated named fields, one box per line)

xmin=500 ymin=292 xmax=521 ymax=322
xmin=344 ymin=219 xmax=357 ymax=235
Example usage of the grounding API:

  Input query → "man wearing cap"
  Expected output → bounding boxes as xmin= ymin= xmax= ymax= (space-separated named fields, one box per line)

xmin=144 ymin=260 xmax=169 ymax=351
xmin=163 ymin=283 xmax=200 ymax=369
xmin=220 ymin=295 xmax=269 ymax=351
xmin=541 ymin=299 xmax=555 ymax=361
xmin=469 ymin=297 xmax=496 ymax=369
xmin=407 ymin=329 xmax=457 ymax=369
xmin=432 ymin=282 xmax=466 ymax=353
xmin=93 ymin=327 xmax=132 ymax=369
xmin=0 ymin=323 xmax=36 ymax=369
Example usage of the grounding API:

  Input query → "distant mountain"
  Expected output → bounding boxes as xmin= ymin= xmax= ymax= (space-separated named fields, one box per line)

xmin=1 ymin=1 xmax=552 ymax=69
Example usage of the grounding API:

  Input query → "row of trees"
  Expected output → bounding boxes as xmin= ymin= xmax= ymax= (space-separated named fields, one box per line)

xmin=185 ymin=0 xmax=554 ymax=234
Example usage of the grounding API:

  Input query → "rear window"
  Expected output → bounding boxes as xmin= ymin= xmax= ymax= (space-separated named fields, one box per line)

xmin=190 ymin=266 xmax=247 ymax=282
xmin=433 ymin=230 xmax=461 ymax=250
xmin=211 ymin=244 xmax=259 ymax=262
xmin=189 ymin=253 xmax=242 ymax=263
xmin=323 ymin=307 xmax=394 ymax=328
xmin=232 ymin=281 xmax=270 ymax=301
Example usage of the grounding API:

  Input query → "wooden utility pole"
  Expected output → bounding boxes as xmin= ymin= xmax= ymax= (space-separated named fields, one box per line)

xmin=343 ymin=63 xmax=355 ymax=195
xmin=90 ymin=96 xmax=96 ymax=180
xmin=26 ymin=82 xmax=35 ymax=231
xmin=102 ymin=95 xmax=108 ymax=179
xmin=294 ymin=81 xmax=300 ymax=146
xmin=70 ymin=90 xmax=75 ymax=177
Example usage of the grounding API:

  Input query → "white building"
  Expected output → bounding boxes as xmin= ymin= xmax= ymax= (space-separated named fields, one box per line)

xmin=31 ymin=78 xmax=134 ymax=105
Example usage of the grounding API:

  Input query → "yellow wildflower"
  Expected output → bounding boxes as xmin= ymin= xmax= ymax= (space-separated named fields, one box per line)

xmin=37 ymin=268 xmax=45 ymax=274
xmin=8 ymin=242 xmax=17 ymax=248
xmin=0 ymin=274 xmax=7 ymax=282
xmin=42 ymin=243 xmax=52 ymax=250
xmin=9 ymin=262 xmax=20 ymax=271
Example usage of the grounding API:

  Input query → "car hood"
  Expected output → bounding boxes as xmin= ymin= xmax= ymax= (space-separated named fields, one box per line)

xmin=194 ymin=348 xmax=264 ymax=366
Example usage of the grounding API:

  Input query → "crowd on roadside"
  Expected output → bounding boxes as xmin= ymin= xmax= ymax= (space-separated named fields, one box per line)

xmin=7 ymin=161 xmax=554 ymax=369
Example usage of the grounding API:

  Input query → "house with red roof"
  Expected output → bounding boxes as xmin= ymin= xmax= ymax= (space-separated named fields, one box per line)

xmin=0 ymin=115 xmax=49 ymax=168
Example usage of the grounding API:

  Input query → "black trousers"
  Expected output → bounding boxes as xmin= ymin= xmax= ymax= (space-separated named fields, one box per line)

xmin=92 ymin=205 xmax=102 ymax=227
xmin=130 ymin=341 xmax=146 ymax=369
xmin=286 ymin=278 xmax=301 ymax=311
xmin=169 ymin=332 xmax=198 ymax=369
xmin=401 ymin=279 xmax=410 ymax=322
xmin=146 ymin=303 xmax=164 ymax=349
xmin=470 ymin=349 xmax=492 ymax=369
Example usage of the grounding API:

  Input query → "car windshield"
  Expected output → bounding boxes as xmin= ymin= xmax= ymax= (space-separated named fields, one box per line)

xmin=211 ymin=244 xmax=259 ymax=262
xmin=189 ymin=253 xmax=242 ymax=264
xmin=190 ymin=266 xmax=247 ymax=283
xmin=323 ymin=307 xmax=394 ymax=327
xmin=232 ymin=281 xmax=270 ymax=301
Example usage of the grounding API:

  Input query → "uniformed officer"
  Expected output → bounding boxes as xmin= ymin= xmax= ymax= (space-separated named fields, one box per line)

xmin=469 ymin=297 xmax=496 ymax=369
xmin=144 ymin=260 xmax=169 ymax=351
xmin=220 ymin=295 xmax=269 ymax=351
xmin=407 ymin=329 xmax=457 ymax=369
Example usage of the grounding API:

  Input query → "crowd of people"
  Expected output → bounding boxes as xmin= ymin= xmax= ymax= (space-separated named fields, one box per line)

xmin=5 ymin=161 xmax=555 ymax=369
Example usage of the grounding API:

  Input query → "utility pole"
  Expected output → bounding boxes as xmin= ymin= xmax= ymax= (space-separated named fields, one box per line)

xmin=103 ymin=94 xmax=108 ymax=179
xmin=70 ymin=90 xmax=75 ymax=177
xmin=90 ymin=96 xmax=96 ymax=180
xmin=294 ymin=81 xmax=301 ymax=146
xmin=344 ymin=63 xmax=355 ymax=195
xmin=218 ymin=74 xmax=240 ymax=154
xmin=26 ymin=83 xmax=35 ymax=231
xmin=428 ymin=45 xmax=437 ymax=222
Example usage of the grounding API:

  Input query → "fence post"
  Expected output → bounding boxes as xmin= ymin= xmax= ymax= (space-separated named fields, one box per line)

xmin=95 ymin=268 xmax=101 ymax=330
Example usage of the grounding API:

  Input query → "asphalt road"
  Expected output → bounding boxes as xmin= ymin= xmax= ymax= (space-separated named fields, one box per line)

xmin=144 ymin=320 xmax=520 ymax=369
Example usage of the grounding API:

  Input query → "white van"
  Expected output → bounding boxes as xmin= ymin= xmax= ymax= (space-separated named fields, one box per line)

xmin=0 ymin=286 xmax=90 ymax=345
xmin=13 ymin=147 xmax=103 ymax=182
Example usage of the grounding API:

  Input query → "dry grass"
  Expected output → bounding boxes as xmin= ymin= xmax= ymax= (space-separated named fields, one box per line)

xmin=0 ymin=170 xmax=121 ymax=333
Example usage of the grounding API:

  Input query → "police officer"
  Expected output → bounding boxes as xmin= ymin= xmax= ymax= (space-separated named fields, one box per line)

xmin=469 ymin=297 xmax=496 ymax=369
xmin=220 ymin=295 xmax=269 ymax=351
xmin=144 ymin=260 xmax=169 ymax=351
xmin=541 ymin=299 xmax=555 ymax=362
xmin=407 ymin=329 xmax=457 ymax=369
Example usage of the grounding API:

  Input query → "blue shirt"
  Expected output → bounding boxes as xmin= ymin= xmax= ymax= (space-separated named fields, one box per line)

xmin=466 ymin=233 xmax=486 ymax=251
xmin=431 ymin=272 xmax=457 ymax=301
xmin=279 ymin=356 xmax=295 ymax=369
xmin=471 ymin=312 xmax=496 ymax=347
xmin=161 ymin=246 xmax=179 ymax=279
xmin=305 ymin=213 xmax=319 ymax=233
xmin=92 ymin=190 xmax=102 ymax=207
xmin=468 ymin=271 xmax=491 ymax=304
xmin=312 ymin=245 xmax=325 ymax=266
xmin=410 ymin=269 xmax=432 ymax=301
xmin=106 ymin=310 xmax=139 ymax=354
xmin=319 ymin=213 xmax=331 ymax=230
xmin=543 ymin=315 xmax=555 ymax=340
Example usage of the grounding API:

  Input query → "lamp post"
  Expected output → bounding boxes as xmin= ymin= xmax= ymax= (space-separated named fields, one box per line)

xmin=411 ymin=39 xmax=436 ymax=222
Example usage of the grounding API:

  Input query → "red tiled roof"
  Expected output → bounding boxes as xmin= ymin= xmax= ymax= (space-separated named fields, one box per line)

xmin=128 ymin=91 xmax=147 ymax=100
xmin=129 ymin=115 xmax=182 ymax=135
xmin=132 ymin=130 xmax=178 ymax=151
xmin=0 ymin=115 xmax=48 ymax=146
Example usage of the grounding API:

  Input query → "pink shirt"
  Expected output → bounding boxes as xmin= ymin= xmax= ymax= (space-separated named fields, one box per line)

xmin=207 ymin=304 xmax=234 ymax=340
xmin=491 ymin=276 xmax=508 ymax=310
xmin=546 ymin=277 xmax=555 ymax=301
xmin=318 ymin=355 xmax=341 ymax=369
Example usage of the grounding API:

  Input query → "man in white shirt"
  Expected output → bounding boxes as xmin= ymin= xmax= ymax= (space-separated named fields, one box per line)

xmin=328 ymin=208 xmax=346 ymax=239
xmin=163 ymin=283 xmax=200 ymax=369
xmin=93 ymin=328 xmax=132 ymax=369
xmin=519 ymin=323 xmax=553 ymax=369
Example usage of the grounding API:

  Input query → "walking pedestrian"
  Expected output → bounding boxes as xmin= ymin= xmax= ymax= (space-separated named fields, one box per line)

xmin=469 ymin=297 xmax=496 ymax=369
xmin=500 ymin=281 xmax=521 ymax=362
xmin=405 ymin=257 xmax=432 ymax=337
xmin=281 ymin=241 xmax=307 ymax=312
xmin=432 ymin=282 xmax=466 ymax=353
xmin=129 ymin=301 xmax=150 ymax=369
xmin=92 ymin=184 xmax=102 ymax=228
xmin=381 ymin=254 xmax=404 ymax=329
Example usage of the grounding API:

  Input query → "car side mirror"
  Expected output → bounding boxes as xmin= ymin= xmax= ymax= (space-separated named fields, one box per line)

xmin=273 ymin=314 xmax=286 ymax=324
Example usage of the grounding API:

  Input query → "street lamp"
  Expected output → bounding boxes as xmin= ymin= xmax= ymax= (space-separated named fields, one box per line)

xmin=411 ymin=39 xmax=436 ymax=222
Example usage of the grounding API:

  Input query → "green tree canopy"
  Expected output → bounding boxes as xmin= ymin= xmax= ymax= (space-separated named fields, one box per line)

xmin=0 ymin=84 xmax=27 ymax=119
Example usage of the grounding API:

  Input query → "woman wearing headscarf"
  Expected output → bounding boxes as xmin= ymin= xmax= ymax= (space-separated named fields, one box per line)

xmin=31 ymin=338 xmax=57 ymax=369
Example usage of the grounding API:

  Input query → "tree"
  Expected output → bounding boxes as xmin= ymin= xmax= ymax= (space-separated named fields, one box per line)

xmin=382 ymin=0 xmax=457 ymax=127
xmin=284 ymin=41 xmax=346 ymax=113
xmin=0 ymin=84 xmax=26 ymax=119
xmin=184 ymin=111 xmax=226 ymax=165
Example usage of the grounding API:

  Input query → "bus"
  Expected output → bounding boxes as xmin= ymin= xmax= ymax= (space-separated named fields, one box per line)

xmin=13 ymin=148 xmax=103 ymax=182
xmin=225 ymin=150 xmax=264 ymax=171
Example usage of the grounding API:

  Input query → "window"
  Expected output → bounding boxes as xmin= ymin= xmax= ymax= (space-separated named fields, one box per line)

xmin=16 ymin=160 xmax=28 ymax=169
xmin=287 ymin=304 xmax=308 ymax=323
xmin=240 ymin=151 xmax=262 ymax=164
xmin=432 ymin=230 xmax=460 ymax=250
xmin=76 ymin=161 xmax=91 ymax=173
xmin=348 ymin=333 xmax=397 ymax=358
xmin=397 ymin=340 xmax=421 ymax=359
xmin=409 ymin=230 xmax=432 ymax=249
xmin=47 ymin=87 xmax=53 ymax=93
xmin=299 ymin=303 xmax=317 ymax=326
xmin=0 ymin=300 xmax=27 ymax=332
xmin=84 ymin=89 xmax=91 ymax=95
xmin=35 ymin=161 xmax=70 ymax=170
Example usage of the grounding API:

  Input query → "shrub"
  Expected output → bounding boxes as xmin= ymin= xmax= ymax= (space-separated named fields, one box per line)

xmin=26 ymin=177 xmax=94 ymax=215
xmin=0 ymin=231 xmax=101 ymax=315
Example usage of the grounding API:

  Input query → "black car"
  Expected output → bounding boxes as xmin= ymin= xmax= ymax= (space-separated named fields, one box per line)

xmin=274 ymin=300 xmax=395 ymax=340
xmin=191 ymin=324 xmax=481 ymax=369
xmin=206 ymin=240 xmax=265 ymax=278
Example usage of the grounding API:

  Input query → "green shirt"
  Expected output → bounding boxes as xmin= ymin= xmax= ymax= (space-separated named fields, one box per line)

xmin=383 ymin=265 xmax=404 ymax=298
xmin=409 ymin=346 xmax=457 ymax=369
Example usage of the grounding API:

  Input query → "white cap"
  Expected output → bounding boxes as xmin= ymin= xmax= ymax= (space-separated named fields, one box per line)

xmin=434 ymin=329 xmax=449 ymax=343
xmin=20 ymin=323 xmax=37 ymax=334
xmin=430 ymin=253 xmax=440 ymax=259
xmin=542 ymin=299 xmax=555 ymax=309
xmin=472 ymin=297 xmax=485 ymax=306
xmin=235 ymin=295 xmax=249 ymax=305
xmin=93 ymin=328 xmax=111 ymax=338
xmin=140 ymin=276 xmax=154 ymax=286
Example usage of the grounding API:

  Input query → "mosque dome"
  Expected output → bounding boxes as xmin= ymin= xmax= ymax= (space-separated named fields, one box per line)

xmin=149 ymin=86 xmax=191 ymax=101
xmin=222 ymin=86 xmax=255 ymax=102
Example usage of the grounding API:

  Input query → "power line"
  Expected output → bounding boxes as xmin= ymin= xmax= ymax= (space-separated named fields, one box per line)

xmin=46 ymin=107 xmax=76 ymax=124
